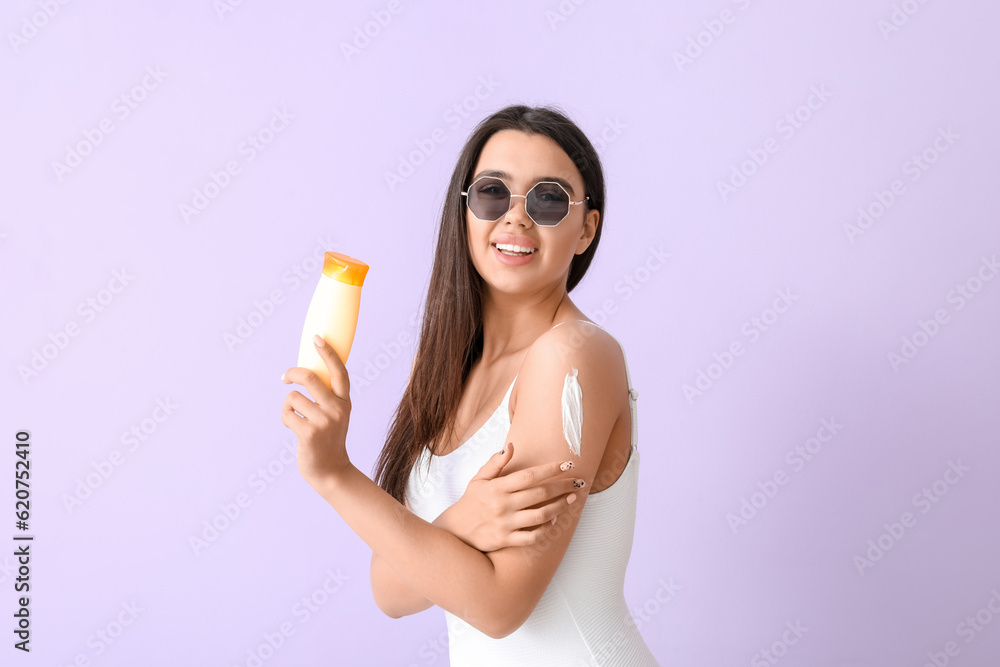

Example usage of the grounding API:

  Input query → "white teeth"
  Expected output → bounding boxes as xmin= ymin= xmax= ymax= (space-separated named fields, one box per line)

xmin=494 ymin=243 xmax=536 ymax=254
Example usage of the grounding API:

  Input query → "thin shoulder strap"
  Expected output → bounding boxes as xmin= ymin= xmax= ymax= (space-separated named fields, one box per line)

xmin=502 ymin=373 xmax=518 ymax=405
xmin=548 ymin=320 xmax=638 ymax=448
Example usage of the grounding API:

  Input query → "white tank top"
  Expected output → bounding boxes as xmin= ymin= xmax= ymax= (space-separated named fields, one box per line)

xmin=405 ymin=321 xmax=659 ymax=666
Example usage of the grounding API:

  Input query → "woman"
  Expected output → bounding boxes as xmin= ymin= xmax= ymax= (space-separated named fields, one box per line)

xmin=281 ymin=105 xmax=657 ymax=666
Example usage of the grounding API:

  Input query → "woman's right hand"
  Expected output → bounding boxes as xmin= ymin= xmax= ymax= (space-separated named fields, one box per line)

xmin=434 ymin=443 xmax=585 ymax=553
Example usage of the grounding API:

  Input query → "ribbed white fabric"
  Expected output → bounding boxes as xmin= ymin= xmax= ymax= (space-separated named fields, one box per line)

xmin=405 ymin=322 xmax=659 ymax=666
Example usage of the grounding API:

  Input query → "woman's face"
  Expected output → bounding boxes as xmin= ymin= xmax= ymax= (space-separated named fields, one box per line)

xmin=465 ymin=129 xmax=599 ymax=295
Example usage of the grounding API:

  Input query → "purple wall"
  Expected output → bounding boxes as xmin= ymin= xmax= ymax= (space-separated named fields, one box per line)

xmin=3 ymin=1 xmax=998 ymax=665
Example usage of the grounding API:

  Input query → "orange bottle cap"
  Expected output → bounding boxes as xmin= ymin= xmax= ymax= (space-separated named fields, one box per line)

xmin=322 ymin=251 xmax=369 ymax=287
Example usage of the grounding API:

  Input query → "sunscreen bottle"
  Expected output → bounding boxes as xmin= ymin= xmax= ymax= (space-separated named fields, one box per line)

xmin=297 ymin=251 xmax=369 ymax=389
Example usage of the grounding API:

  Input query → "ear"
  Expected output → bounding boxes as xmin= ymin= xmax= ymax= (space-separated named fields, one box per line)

xmin=576 ymin=207 xmax=600 ymax=255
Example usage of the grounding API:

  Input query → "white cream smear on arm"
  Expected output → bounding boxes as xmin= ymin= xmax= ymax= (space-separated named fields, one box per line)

xmin=561 ymin=367 xmax=584 ymax=456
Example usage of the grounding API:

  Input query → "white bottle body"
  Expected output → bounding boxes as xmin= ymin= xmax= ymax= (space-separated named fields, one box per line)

xmin=297 ymin=274 xmax=361 ymax=389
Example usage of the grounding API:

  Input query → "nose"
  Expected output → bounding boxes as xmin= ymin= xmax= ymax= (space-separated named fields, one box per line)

xmin=504 ymin=194 xmax=534 ymax=228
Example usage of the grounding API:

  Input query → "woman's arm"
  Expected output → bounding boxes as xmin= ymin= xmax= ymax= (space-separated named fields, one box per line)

xmin=372 ymin=459 xmax=582 ymax=618
xmin=286 ymin=323 xmax=624 ymax=638
xmin=372 ymin=552 xmax=425 ymax=617
xmin=320 ymin=464 xmax=507 ymax=635
xmin=370 ymin=499 xmax=453 ymax=618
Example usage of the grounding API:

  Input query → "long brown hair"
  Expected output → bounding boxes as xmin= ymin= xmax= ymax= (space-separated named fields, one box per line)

xmin=372 ymin=104 xmax=607 ymax=504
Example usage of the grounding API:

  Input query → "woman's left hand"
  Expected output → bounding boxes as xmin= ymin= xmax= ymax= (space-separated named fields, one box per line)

xmin=280 ymin=334 xmax=353 ymax=492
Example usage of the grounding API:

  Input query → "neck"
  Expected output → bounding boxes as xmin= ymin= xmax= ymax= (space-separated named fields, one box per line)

xmin=479 ymin=286 xmax=574 ymax=366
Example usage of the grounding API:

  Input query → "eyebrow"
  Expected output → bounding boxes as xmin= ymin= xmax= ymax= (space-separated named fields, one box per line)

xmin=471 ymin=169 xmax=577 ymax=197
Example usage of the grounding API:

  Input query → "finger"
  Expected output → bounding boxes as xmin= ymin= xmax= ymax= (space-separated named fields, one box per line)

xmin=508 ymin=493 xmax=578 ymax=531
xmin=505 ymin=528 xmax=545 ymax=548
xmin=311 ymin=334 xmax=351 ymax=403
xmin=505 ymin=519 xmax=573 ymax=548
xmin=281 ymin=398 xmax=306 ymax=430
xmin=471 ymin=442 xmax=515 ymax=481
xmin=282 ymin=365 xmax=336 ymax=406
xmin=498 ymin=457 xmax=578 ymax=493
xmin=285 ymin=390 xmax=322 ymax=421
xmin=509 ymin=477 xmax=585 ymax=510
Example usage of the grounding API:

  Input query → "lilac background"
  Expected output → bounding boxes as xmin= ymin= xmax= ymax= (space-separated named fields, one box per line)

xmin=2 ymin=1 xmax=999 ymax=665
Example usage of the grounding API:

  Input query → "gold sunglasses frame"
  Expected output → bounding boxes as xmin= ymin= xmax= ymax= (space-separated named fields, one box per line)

xmin=460 ymin=176 xmax=589 ymax=227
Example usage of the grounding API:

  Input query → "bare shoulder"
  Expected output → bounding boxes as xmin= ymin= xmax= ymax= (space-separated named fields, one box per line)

xmin=512 ymin=321 xmax=625 ymax=408
xmin=540 ymin=320 xmax=619 ymax=353
xmin=506 ymin=320 xmax=627 ymax=466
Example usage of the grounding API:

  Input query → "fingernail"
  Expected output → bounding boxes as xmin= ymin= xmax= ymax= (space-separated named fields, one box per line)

xmin=313 ymin=335 xmax=326 ymax=347
xmin=573 ymin=479 xmax=586 ymax=489
xmin=560 ymin=461 xmax=574 ymax=471
xmin=566 ymin=493 xmax=577 ymax=505
xmin=280 ymin=372 xmax=286 ymax=382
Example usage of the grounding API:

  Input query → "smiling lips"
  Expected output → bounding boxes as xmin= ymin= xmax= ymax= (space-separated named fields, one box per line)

xmin=491 ymin=233 xmax=537 ymax=250
xmin=491 ymin=243 xmax=537 ymax=265
xmin=494 ymin=242 xmax=536 ymax=256
xmin=488 ymin=233 xmax=538 ymax=265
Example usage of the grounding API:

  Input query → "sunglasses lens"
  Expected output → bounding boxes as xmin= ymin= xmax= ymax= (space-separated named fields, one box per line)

xmin=468 ymin=178 xmax=510 ymax=221
xmin=527 ymin=183 xmax=570 ymax=226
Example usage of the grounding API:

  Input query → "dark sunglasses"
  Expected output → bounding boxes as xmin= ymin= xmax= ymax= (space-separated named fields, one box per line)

xmin=460 ymin=176 xmax=588 ymax=227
